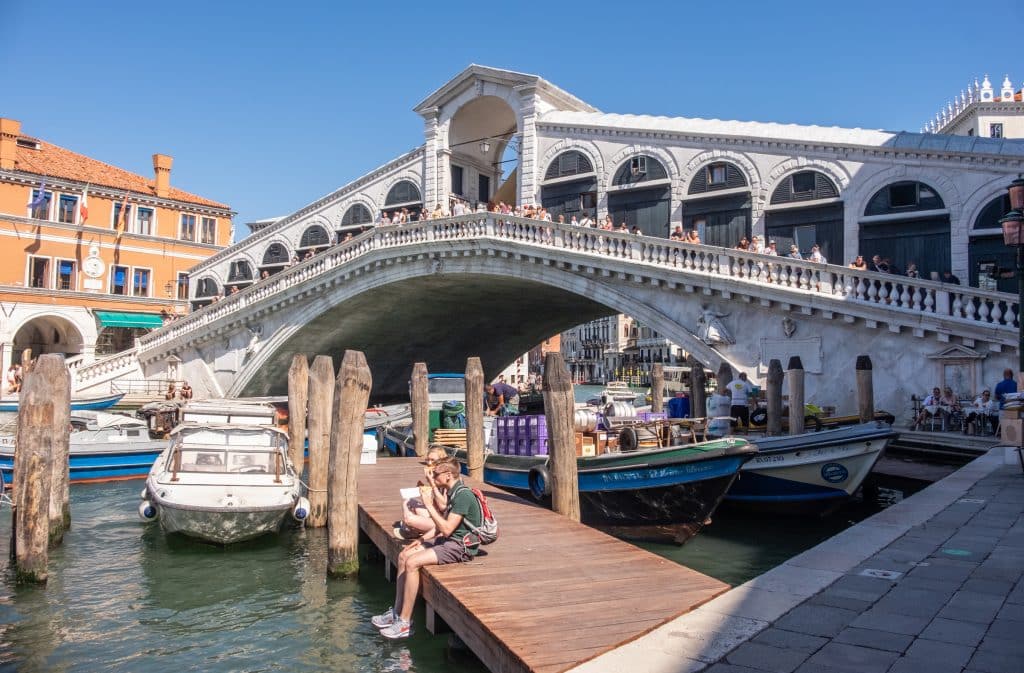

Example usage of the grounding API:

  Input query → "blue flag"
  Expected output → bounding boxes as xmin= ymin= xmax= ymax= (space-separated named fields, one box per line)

xmin=27 ymin=179 xmax=47 ymax=209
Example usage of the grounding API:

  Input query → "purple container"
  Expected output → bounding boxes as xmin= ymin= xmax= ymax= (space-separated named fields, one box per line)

xmin=535 ymin=438 xmax=549 ymax=455
xmin=517 ymin=438 xmax=531 ymax=456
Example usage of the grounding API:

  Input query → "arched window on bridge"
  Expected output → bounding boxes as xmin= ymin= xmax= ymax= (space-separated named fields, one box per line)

xmin=859 ymin=181 xmax=949 ymax=279
xmin=765 ymin=170 xmax=843 ymax=263
xmin=339 ymin=203 xmax=373 ymax=239
xmin=383 ymin=180 xmax=423 ymax=219
xmin=259 ymin=242 xmax=292 ymax=277
xmin=541 ymin=150 xmax=597 ymax=222
xmin=607 ymin=155 xmax=671 ymax=237
xmin=298 ymin=224 xmax=331 ymax=255
xmin=225 ymin=259 xmax=254 ymax=292
xmin=682 ymin=161 xmax=750 ymax=247
xmin=191 ymin=276 xmax=220 ymax=310
xmin=969 ymin=193 xmax=1013 ymax=292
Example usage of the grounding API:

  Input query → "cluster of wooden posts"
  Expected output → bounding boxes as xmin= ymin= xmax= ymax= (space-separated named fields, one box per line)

xmin=10 ymin=352 xmax=71 ymax=584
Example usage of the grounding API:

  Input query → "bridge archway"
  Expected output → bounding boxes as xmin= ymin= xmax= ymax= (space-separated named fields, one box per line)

xmin=448 ymin=95 xmax=518 ymax=208
xmin=859 ymin=180 xmax=949 ymax=278
xmin=765 ymin=169 xmax=844 ymax=263
xmin=12 ymin=314 xmax=85 ymax=363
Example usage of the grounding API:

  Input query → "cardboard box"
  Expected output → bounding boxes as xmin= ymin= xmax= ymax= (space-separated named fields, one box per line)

xmin=1001 ymin=417 xmax=1024 ymax=448
xmin=580 ymin=439 xmax=596 ymax=457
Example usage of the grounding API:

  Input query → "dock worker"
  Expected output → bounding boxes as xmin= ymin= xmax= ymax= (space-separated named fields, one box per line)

xmin=372 ymin=457 xmax=482 ymax=640
xmin=726 ymin=372 xmax=755 ymax=430
xmin=493 ymin=377 xmax=519 ymax=414
xmin=484 ymin=383 xmax=505 ymax=416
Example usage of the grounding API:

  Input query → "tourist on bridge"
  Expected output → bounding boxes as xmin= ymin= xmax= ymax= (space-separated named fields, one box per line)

xmin=849 ymin=255 xmax=868 ymax=270
xmin=670 ymin=225 xmax=684 ymax=241
xmin=373 ymin=457 xmax=482 ymax=640
xmin=905 ymin=261 xmax=919 ymax=278
xmin=735 ymin=237 xmax=749 ymax=250
xmin=765 ymin=240 xmax=778 ymax=255
xmin=807 ymin=244 xmax=827 ymax=264
xmin=787 ymin=245 xmax=803 ymax=260
xmin=751 ymin=236 xmax=765 ymax=253
xmin=995 ymin=368 xmax=1017 ymax=409
xmin=941 ymin=270 xmax=960 ymax=285
xmin=686 ymin=229 xmax=701 ymax=244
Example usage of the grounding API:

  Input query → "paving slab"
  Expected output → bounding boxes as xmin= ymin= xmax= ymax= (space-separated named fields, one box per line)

xmin=903 ymin=638 xmax=975 ymax=668
xmin=804 ymin=642 xmax=898 ymax=673
xmin=774 ymin=605 xmax=858 ymax=638
xmin=918 ymin=616 xmax=988 ymax=646
xmin=833 ymin=626 xmax=912 ymax=653
xmin=751 ymin=629 xmax=828 ymax=654
xmin=724 ymin=642 xmax=809 ymax=673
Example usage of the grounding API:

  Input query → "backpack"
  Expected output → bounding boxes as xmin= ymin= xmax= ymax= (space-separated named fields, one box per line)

xmin=449 ymin=483 xmax=499 ymax=547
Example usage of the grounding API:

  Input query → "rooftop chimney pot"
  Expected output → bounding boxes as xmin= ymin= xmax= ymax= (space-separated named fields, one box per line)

xmin=0 ymin=118 xmax=22 ymax=171
xmin=152 ymin=153 xmax=173 ymax=198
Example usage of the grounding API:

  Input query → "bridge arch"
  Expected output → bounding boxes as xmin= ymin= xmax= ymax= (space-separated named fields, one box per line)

xmin=763 ymin=163 xmax=847 ymax=262
xmin=538 ymin=143 xmax=603 ymax=221
xmin=963 ymin=177 xmax=1015 ymax=291
xmin=259 ymin=240 xmax=293 ymax=274
xmin=446 ymin=94 xmax=518 ymax=206
xmin=9 ymin=313 xmax=86 ymax=364
xmin=339 ymin=201 xmax=375 ymax=234
xmin=604 ymin=152 xmax=674 ymax=236
xmin=381 ymin=177 xmax=423 ymax=216
xmin=225 ymin=257 xmax=256 ymax=290
xmin=680 ymin=151 xmax=759 ymax=247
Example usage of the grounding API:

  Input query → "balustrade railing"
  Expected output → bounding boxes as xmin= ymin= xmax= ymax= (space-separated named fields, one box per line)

xmin=135 ymin=213 xmax=1019 ymax=358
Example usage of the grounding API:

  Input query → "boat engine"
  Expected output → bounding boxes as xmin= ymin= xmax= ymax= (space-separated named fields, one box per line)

xmin=138 ymin=500 xmax=158 ymax=521
xmin=292 ymin=496 xmax=311 ymax=522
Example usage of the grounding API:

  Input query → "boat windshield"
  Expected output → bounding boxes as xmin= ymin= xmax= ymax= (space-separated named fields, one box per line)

xmin=176 ymin=449 xmax=280 ymax=474
xmin=428 ymin=378 xmax=464 ymax=395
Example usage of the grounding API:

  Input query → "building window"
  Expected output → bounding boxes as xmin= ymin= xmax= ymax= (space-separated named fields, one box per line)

xmin=707 ymin=164 xmax=727 ymax=185
xmin=132 ymin=268 xmax=151 ymax=296
xmin=791 ymin=172 xmax=816 ymax=194
xmin=201 ymin=217 xmax=216 ymax=244
xmin=28 ymin=256 xmax=49 ymax=288
xmin=990 ymin=123 xmax=1003 ymax=139
xmin=136 ymin=207 xmax=154 ymax=236
xmin=179 ymin=214 xmax=196 ymax=241
xmin=888 ymin=183 xmax=919 ymax=208
xmin=57 ymin=259 xmax=77 ymax=290
xmin=57 ymin=194 xmax=79 ymax=224
xmin=111 ymin=265 xmax=129 ymax=295
xmin=451 ymin=165 xmax=464 ymax=196
xmin=113 ymin=202 xmax=132 ymax=231
xmin=177 ymin=272 xmax=189 ymax=300
xmin=29 ymin=190 xmax=52 ymax=220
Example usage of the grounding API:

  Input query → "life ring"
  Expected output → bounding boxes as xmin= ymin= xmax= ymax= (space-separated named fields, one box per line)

xmin=618 ymin=427 xmax=639 ymax=452
xmin=528 ymin=465 xmax=551 ymax=500
xmin=750 ymin=409 xmax=768 ymax=426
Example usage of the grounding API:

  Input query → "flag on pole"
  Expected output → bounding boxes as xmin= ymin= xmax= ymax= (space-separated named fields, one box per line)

xmin=79 ymin=184 xmax=89 ymax=224
xmin=27 ymin=178 xmax=47 ymax=210
xmin=115 ymin=192 xmax=129 ymax=239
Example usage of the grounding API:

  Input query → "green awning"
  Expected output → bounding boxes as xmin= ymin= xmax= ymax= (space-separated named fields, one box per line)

xmin=95 ymin=311 xmax=164 ymax=329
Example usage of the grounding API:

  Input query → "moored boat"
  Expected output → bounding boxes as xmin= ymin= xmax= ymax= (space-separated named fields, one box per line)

xmin=140 ymin=422 xmax=306 ymax=544
xmin=0 ymin=391 xmax=125 ymax=413
xmin=586 ymin=380 xmax=641 ymax=407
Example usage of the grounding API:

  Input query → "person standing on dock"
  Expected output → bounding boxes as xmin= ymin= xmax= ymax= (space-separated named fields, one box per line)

xmin=373 ymin=458 xmax=482 ymax=640
xmin=726 ymin=372 xmax=755 ymax=430
xmin=995 ymin=368 xmax=1017 ymax=409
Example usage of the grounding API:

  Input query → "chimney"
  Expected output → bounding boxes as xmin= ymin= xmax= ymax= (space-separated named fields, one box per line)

xmin=152 ymin=153 xmax=173 ymax=198
xmin=0 ymin=118 xmax=21 ymax=171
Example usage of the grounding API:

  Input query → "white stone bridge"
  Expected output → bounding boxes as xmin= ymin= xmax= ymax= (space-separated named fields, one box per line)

xmin=75 ymin=214 xmax=1016 ymax=416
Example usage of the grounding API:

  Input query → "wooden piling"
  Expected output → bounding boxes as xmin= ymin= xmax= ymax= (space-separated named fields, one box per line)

xmin=287 ymin=354 xmax=309 ymax=474
xmin=542 ymin=353 xmax=579 ymax=522
xmin=20 ymin=348 xmax=33 ymax=372
xmin=856 ymin=355 xmax=874 ymax=423
xmin=327 ymin=350 xmax=372 ymax=578
xmin=13 ymin=356 xmax=57 ymax=582
xmin=464 ymin=357 xmax=484 ymax=482
xmin=688 ymin=355 xmax=706 ymax=421
xmin=306 ymin=355 xmax=334 ymax=528
xmin=44 ymin=355 xmax=71 ymax=544
xmin=716 ymin=362 xmax=733 ymax=395
xmin=410 ymin=362 xmax=430 ymax=457
xmin=650 ymin=363 xmax=664 ymax=414
xmin=787 ymin=356 xmax=805 ymax=436
xmin=766 ymin=359 xmax=784 ymax=437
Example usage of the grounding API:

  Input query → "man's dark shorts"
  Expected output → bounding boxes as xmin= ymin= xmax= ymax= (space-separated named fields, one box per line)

xmin=425 ymin=537 xmax=470 ymax=564
xmin=731 ymin=405 xmax=750 ymax=427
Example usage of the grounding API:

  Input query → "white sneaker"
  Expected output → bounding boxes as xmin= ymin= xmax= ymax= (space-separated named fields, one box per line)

xmin=371 ymin=607 xmax=395 ymax=629
xmin=380 ymin=618 xmax=412 ymax=640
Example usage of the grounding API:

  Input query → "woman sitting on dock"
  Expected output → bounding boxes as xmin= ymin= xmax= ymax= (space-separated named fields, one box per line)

xmin=395 ymin=446 xmax=449 ymax=540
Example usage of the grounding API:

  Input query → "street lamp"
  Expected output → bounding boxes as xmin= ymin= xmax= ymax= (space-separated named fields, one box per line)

xmin=478 ymin=139 xmax=491 ymax=154
xmin=1000 ymin=175 xmax=1024 ymax=373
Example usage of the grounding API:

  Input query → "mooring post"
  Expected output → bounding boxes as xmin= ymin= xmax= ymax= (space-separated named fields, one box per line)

xmin=650 ymin=363 xmax=664 ymax=414
xmin=13 ymin=355 xmax=57 ymax=582
xmin=688 ymin=355 xmax=706 ymax=421
xmin=327 ymin=350 xmax=372 ymax=578
xmin=716 ymin=362 xmax=733 ymax=395
xmin=45 ymin=355 xmax=71 ymax=544
xmin=410 ymin=362 xmax=429 ymax=457
xmin=20 ymin=348 xmax=33 ymax=372
xmin=856 ymin=355 xmax=874 ymax=423
xmin=788 ymin=356 xmax=805 ymax=435
xmin=306 ymin=355 xmax=334 ymax=528
xmin=287 ymin=354 xmax=309 ymax=474
xmin=464 ymin=357 xmax=484 ymax=482
xmin=542 ymin=353 xmax=580 ymax=522
xmin=766 ymin=359 xmax=784 ymax=437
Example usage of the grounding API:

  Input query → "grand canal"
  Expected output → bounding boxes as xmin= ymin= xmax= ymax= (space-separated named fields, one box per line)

xmin=0 ymin=386 xmax=926 ymax=672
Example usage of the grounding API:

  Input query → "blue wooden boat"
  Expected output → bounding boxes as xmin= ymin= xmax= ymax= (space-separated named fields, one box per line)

xmin=0 ymin=391 xmax=125 ymax=413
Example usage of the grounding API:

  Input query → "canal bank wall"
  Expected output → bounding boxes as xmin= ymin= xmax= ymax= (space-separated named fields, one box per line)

xmin=571 ymin=447 xmax=1022 ymax=673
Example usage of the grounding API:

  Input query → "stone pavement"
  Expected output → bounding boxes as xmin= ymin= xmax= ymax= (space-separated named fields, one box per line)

xmin=570 ymin=447 xmax=1023 ymax=673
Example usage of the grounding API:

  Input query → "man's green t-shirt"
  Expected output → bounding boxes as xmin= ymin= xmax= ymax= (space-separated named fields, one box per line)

xmin=447 ymin=481 xmax=483 ymax=556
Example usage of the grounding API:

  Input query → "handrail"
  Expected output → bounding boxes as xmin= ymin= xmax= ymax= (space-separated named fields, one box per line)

xmin=136 ymin=213 xmax=1018 ymax=359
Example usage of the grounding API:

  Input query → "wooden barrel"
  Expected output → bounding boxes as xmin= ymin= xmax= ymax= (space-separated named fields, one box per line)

xmin=573 ymin=409 xmax=600 ymax=432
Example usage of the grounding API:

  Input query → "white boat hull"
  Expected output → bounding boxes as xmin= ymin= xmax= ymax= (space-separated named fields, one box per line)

xmin=152 ymin=493 xmax=295 ymax=544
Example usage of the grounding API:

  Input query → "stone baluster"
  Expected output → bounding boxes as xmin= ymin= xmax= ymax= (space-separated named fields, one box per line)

xmin=990 ymin=301 xmax=1002 ymax=325
xmin=977 ymin=299 xmax=989 ymax=323
xmin=923 ymin=288 xmax=935 ymax=313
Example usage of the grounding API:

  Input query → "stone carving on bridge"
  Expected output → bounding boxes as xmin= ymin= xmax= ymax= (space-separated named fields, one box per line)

xmin=782 ymin=316 xmax=797 ymax=338
xmin=244 ymin=326 xmax=263 ymax=362
xmin=697 ymin=307 xmax=734 ymax=346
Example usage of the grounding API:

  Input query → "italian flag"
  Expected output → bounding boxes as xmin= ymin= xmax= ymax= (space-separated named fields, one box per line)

xmin=79 ymin=184 xmax=89 ymax=224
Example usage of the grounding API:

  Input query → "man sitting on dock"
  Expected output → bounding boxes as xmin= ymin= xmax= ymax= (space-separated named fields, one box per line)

xmin=395 ymin=446 xmax=449 ymax=540
xmin=373 ymin=458 xmax=483 ymax=640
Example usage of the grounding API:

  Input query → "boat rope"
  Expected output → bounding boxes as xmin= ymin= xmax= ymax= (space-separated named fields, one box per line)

xmin=297 ymin=477 xmax=327 ymax=493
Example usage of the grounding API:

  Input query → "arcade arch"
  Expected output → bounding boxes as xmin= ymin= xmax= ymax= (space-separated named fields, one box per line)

xmin=447 ymin=95 xmax=519 ymax=208
xmin=968 ymin=194 xmax=1013 ymax=292
xmin=11 ymin=315 xmax=85 ymax=362
xmin=540 ymin=150 xmax=597 ymax=222
xmin=607 ymin=154 xmax=672 ymax=237
xmin=682 ymin=160 xmax=752 ymax=247
xmin=765 ymin=170 xmax=844 ymax=262
xmin=859 ymin=180 xmax=949 ymax=278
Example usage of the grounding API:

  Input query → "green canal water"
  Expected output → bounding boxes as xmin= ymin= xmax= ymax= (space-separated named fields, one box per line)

xmin=0 ymin=386 xmax=923 ymax=672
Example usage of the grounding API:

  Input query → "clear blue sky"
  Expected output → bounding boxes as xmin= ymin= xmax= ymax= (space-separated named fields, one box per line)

xmin=2 ymin=0 xmax=1021 ymax=241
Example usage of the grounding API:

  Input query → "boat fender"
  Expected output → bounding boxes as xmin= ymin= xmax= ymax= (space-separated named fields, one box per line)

xmin=618 ymin=427 xmax=639 ymax=452
xmin=292 ymin=496 xmax=311 ymax=522
xmin=528 ymin=465 xmax=551 ymax=501
xmin=750 ymin=409 xmax=768 ymax=426
xmin=138 ymin=500 xmax=158 ymax=521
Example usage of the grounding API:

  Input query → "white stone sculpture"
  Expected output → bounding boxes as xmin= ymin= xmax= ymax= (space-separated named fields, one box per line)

xmin=697 ymin=308 xmax=734 ymax=346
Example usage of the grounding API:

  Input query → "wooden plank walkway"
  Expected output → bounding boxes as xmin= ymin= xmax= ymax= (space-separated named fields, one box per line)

xmin=357 ymin=457 xmax=730 ymax=673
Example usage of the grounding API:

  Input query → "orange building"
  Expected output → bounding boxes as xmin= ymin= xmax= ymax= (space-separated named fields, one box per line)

xmin=0 ymin=118 xmax=233 ymax=377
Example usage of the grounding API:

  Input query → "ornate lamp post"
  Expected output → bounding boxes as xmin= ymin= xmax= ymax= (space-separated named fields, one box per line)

xmin=1000 ymin=176 xmax=1024 ymax=373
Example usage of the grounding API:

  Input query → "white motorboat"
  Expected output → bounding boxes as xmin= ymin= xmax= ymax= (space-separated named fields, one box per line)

xmin=140 ymin=423 xmax=307 ymax=544
xmin=586 ymin=380 xmax=640 ymax=407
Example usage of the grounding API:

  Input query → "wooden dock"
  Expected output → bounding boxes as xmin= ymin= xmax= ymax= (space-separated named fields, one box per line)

xmin=357 ymin=457 xmax=729 ymax=673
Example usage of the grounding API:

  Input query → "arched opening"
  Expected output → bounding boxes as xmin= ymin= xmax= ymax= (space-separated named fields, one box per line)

xmin=607 ymin=155 xmax=671 ymax=237
xmin=969 ymin=194 xmax=1014 ymax=292
xmin=859 ymin=181 xmax=949 ymax=278
xmin=339 ymin=203 xmax=373 ymax=240
xmin=766 ymin=170 xmax=844 ymax=262
xmin=12 ymin=315 xmax=84 ymax=362
xmin=540 ymin=151 xmax=597 ymax=222
xmin=383 ymin=180 xmax=423 ymax=219
xmin=225 ymin=259 xmax=254 ymax=292
xmin=191 ymin=276 xmax=220 ymax=310
xmin=298 ymin=224 xmax=331 ymax=259
xmin=448 ymin=95 xmax=518 ymax=210
xmin=682 ymin=161 xmax=751 ymax=247
xmin=258 ymin=242 xmax=292 ymax=280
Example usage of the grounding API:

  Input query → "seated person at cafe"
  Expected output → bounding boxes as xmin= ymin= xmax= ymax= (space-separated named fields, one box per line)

xmin=938 ymin=387 xmax=962 ymax=429
xmin=964 ymin=390 xmax=999 ymax=435
xmin=912 ymin=387 xmax=942 ymax=430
